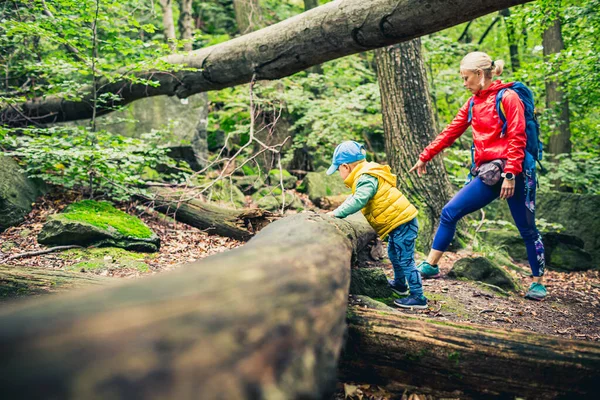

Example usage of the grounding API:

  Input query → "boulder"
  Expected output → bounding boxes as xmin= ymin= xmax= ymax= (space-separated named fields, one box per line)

xmin=203 ymin=180 xmax=246 ymax=209
xmin=231 ymin=175 xmax=265 ymax=194
xmin=267 ymin=169 xmax=297 ymax=190
xmin=480 ymin=229 xmax=595 ymax=272
xmin=86 ymin=93 xmax=209 ymax=170
xmin=38 ymin=200 xmax=160 ymax=252
xmin=300 ymin=171 xmax=351 ymax=207
xmin=448 ymin=257 xmax=519 ymax=291
xmin=543 ymin=232 xmax=594 ymax=272
xmin=251 ymin=187 xmax=304 ymax=212
xmin=488 ymin=192 xmax=600 ymax=259
xmin=0 ymin=156 xmax=42 ymax=232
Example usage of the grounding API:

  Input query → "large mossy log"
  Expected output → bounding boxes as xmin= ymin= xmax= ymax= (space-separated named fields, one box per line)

xmin=340 ymin=306 xmax=600 ymax=399
xmin=149 ymin=187 xmax=278 ymax=241
xmin=0 ymin=213 xmax=376 ymax=400
xmin=0 ymin=265 xmax=112 ymax=300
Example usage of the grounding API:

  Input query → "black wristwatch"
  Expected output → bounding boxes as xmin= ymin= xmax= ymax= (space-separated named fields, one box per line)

xmin=501 ymin=172 xmax=515 ymax=181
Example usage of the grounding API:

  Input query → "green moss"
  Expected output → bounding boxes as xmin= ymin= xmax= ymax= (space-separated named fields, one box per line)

xmin=63 ymin=247 xmax=151 ymax=273
xmin=62 ymin=200 xmax=153 ymax=239
xmin=425 ymin=292 xmax=471 ymax=318
xmin=268 ymin=169 xmax=291 ymax=177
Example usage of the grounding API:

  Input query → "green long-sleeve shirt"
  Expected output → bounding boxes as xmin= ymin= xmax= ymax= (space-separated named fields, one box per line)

xmin=333 ymin=174 xmax=378 ymax=218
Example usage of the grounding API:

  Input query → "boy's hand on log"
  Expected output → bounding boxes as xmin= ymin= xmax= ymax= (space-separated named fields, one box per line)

xmin=409 ymin=159 xmax=428 ymax=176
xmin=326 ymin=211 xmax=335 ymax=217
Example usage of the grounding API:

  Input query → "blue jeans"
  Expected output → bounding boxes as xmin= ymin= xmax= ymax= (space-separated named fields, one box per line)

xmin=432 ymin=175 xmax=545 ymax=276
xmin=388 ymin=217 xmax=423 ymax=297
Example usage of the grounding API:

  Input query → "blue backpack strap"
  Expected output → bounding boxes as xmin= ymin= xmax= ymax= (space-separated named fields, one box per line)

xmin=496 ymin=88 xmax=508 ymax=137
xmin=467 ymin=97 xmax=475 ymax=123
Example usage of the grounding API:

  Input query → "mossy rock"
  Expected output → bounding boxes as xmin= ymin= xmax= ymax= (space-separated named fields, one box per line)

xmin=302 ymin=171 xmax=351 ymax=207
xmin=481 ymin=229 xmax=595 ymax=272
xmin=231 ymin=175 xmax=265 ymax=194
xmin=267 ymin=169 xmax=297 ymax=190
xmin=38 ymin=200 xmax=160 ymax=252
xmin=448 ymin=257 xmax=519 ymax=292
xmin=193 ymin=178 xmax=246 ymax=208
xmin=349 ymin=268 xmax=393 ymax=299
xmin=0 ymin=156 xmax=43 ymax=232
xmin=488 ymin=192 xmax=600 ymax=259
xmin=252 ymin=187 xmax=304 ymax=212
xmin=62 ymin=247 xmax=151 ymax=274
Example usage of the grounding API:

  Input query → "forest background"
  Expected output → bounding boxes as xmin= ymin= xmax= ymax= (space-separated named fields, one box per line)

xmin=0 ymin=0 xmax=598 ymax=232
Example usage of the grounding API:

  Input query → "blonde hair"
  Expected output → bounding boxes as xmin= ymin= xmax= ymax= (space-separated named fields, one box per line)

xmin=460 ymin=52 xmax=505 ymax=87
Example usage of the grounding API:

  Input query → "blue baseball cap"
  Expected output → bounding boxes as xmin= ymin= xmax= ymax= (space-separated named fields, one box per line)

xmin=326 ymin=141 xmax=366 ymax=175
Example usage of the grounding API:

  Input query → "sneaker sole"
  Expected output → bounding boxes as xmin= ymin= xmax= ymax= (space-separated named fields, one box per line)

xmin=390 ymin=288 xmax=410 ymax=296
xmin=421 ymin=273 xmax=441 ymax=279
xmin=524 ymin=294 xmax=546 ymax=301
xmin=393 ymin=302 xmax=428 ymax=310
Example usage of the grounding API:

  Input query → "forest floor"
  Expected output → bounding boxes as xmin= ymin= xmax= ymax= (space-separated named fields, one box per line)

xmin=1 ymin=193 xmax=598 ymax=400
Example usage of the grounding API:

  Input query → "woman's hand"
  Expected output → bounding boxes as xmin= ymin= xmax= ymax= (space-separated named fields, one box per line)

xmin=409 ymin=159 xmax=428 ymax=176
xmin=499 ymin=178 xmax=516 ymax=199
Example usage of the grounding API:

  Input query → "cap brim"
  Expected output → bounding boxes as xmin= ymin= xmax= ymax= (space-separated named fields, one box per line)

xmin=326 ymin=164 xmax=339 ymax=175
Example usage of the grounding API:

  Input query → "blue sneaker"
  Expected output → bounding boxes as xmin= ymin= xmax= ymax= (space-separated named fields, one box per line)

xmin=394 ymin=295 xmax=428 ymax=309
xmin=525 ymin=282 xmax=547 ymax=301
xmin=388 ymin=279 xmax=409 ymax=296
xmin=416 ymin=261 xmax=440 ymax=279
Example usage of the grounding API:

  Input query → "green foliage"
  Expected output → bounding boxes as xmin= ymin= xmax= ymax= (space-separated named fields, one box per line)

xmin=538 ymin=153 xmax=600 ymax=194
xmin=61 ymin=200 xmax=153 ymax=238
xmin=0 ymin=126 xmax=181 ymax=201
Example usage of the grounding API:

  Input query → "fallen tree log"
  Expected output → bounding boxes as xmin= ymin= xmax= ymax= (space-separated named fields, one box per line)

xmin=2 ymin=0 xmax=532 ymax=126
xmin=148 ymin=187 xmax=278 ymax=241
xmin=340 ymin=305 xmax=600 ymax=399
xmin=0 ymin=265 xmax=113 ymax=300
xmin=0 ymin=213 xmax=376 ymax=399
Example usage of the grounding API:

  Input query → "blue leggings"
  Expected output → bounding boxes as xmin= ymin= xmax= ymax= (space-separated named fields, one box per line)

xmin=432 ymin=175 xmax=546 ymax=277
xmin=388 ymin=218 xmax=423 ymax=296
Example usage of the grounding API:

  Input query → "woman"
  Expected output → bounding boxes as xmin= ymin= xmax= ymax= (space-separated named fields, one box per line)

xmin=409 ymin=51 xmax=547 ymax=301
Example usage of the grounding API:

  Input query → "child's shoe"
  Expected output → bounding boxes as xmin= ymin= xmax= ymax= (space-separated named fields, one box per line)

xmin=388 ymin=279 xmax=409 ymax=296
xmin=524 ymin=282 xmax=547 ymax=301
xmin=394 ymin=295 xmax=428 ymax=309
xmin=416 ymin=261 xmax=440 ymax=279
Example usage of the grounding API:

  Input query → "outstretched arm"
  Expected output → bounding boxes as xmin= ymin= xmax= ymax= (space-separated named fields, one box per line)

xmin=331 ymin=175 xmax=378 ymax=218
xmin=411 ymin=99 xmax=472 ymax=175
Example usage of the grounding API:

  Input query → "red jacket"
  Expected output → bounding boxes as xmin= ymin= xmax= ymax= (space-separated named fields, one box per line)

xmin=420 ymin=80 xmax=527 ymax=175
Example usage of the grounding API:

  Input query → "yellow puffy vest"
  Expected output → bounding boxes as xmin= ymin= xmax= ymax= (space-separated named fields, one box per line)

xmin=344 ymin=161 xmax=418 ymax=239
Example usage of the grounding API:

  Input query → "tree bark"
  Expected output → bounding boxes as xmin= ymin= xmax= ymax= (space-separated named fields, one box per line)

xmin=178 ymin=0 xmax=194 ymax=51
xmin=159 ymin=0 xmax=177 ymax=51
xmin=543 ymin=18 xmax=571 ymax=155
xmin=375 ymin=40 xmax=454 ymax=248
xmin=0 ymin=213 xmax=376 ymax=400
xmin=1 ymin=0 xmax=534 ymax=127
xmin=340 ymin=306 xmax=600 ymax=399
xmin=233 ymin=0 xmax=262 ymax=35
xmin=500 ymin=8 xmax=520 ymax=71
xmin=148 ymin=187 xmax=277 ymax=241
xmin=0 ymin=265 xmax=112 ymax=300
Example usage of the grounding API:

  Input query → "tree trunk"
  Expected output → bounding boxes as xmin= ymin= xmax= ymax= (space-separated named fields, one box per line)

xmin=148 ymin=187 xmax=277 ymax=241
xmin=0 ymin=265 xmax=112 ymax=300
xmin=340 ymin=306 xmax=600 ymax=399
xmin=375 ymin=40 xmax=454 ymax=248
xmin=543 ymin=18 xmax=571 ymax=156
xmin=0 ymin=213 xmax=376 ymax=400
xmin=178 ymin=0 xmax=194 ymax=51
xmin=500 ymin=8 xmax=520 ymax=71
xmin=1 ymin=0 xmax=534 ymax=127
xmin=233 ymin=0 xmax=262 ymax=35
xmin=159 ymin=0 xmax=177 ymax=51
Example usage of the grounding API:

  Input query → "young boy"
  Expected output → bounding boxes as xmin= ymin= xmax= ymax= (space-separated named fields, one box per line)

xmin=326 ymin=141 xmax=428 ymax=309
